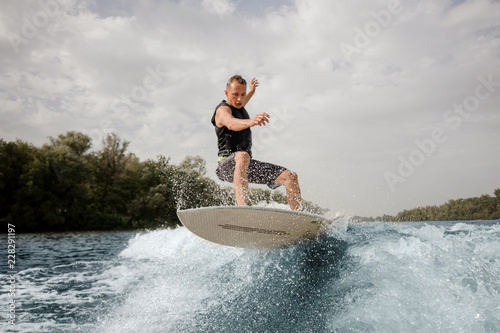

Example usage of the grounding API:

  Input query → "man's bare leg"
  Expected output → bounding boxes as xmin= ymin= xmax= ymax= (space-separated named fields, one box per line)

xmin=276 ymin=170 xmax=302 ymax=211
xmin=233 ymin=152 xmax=250 ymax=206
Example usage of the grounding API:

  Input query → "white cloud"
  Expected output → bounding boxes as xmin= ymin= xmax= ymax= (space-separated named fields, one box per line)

xmin=1 ymin=0 xmax=499 ymax=216
xmin=201 ymin=0 xmax=236 ymax=17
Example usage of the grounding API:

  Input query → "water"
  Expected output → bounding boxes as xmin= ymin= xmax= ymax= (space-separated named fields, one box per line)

xmin=1 ymin=220 xmax=499 ymax=332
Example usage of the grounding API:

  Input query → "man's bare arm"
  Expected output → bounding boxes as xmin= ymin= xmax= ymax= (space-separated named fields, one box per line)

xmin=242 ymin=78 xmax=259 ymax=107
xmin=215 ymin=106 xmax=269 ymax=131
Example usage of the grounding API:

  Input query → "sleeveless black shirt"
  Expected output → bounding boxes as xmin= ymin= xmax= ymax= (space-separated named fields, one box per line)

xmin=211 ymin=100 xmax=252 ymax=158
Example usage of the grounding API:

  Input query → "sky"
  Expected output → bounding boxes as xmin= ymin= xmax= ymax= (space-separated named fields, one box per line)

xmin=1 ymin=0 xmax=499 ymax=217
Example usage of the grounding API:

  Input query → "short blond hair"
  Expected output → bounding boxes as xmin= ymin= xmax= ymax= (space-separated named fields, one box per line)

xmin=226 ymin=74 xmax=246 ymax=89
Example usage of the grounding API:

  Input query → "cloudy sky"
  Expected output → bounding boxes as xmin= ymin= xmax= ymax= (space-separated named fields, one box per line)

xmin=1 ymin=0 xmax=499 ymax=217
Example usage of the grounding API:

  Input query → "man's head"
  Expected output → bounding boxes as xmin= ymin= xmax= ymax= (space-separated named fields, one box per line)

xmin=226 ymin=74 xmax=246 ymax=89
xmin=225 ymin=74 xmax=247 ymax=109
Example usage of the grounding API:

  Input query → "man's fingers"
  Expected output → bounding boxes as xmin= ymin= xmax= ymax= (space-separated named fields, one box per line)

xmin=251 ymin=78 xmax=259 ymax=89
xmin=258 ymin=114 xmax=269 ymax=125
xmin=252 ymin=112 xmax=270 ymax=126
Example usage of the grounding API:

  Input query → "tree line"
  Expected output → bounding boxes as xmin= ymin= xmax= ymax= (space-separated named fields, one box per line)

xmin=353 ymin=189 xmax=500 ymax=222
xmin=389 ymin=190 xmax=500 ymax=222
xmin=0 ymin=132 xmax=326 ymax=232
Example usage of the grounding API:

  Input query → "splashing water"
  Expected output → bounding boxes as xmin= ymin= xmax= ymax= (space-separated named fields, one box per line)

xmin=2 ymin=220 xmax=499 ymax=332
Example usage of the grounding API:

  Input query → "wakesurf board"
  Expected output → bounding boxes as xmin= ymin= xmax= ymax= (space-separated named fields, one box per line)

xmin=177 ymin=206 xmax=331 ymax=249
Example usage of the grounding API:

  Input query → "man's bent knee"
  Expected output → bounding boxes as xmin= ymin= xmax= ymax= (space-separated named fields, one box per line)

xmin=234 ymin=151 xmax=250 ymax=167
xmin=276 ymin=170 xmax=299 ymax=186
xmin=287 ymin=170 xmax=298 ymax=183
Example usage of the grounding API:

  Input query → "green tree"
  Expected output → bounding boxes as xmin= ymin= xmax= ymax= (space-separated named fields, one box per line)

xmin=0 ymin=139 xmax=36 ymax=227
xmin=392 ymin=189 xmax=500 ymax=222
xmin=127 ymin=156 xmax=178 ymax=228
xmin=1 ymin=132 xmax=330 ymax=232
xmin=12 ymin=132 xmax=93 ymax=231
xmin=179 ymin=155 xmax=207 ymax=176
xmin=90 ymin=133 xmax=132 ymax=214
xmin=170 ymin=155 xmax=233 ymax=211
xmin=46 ymin=131 xmax=92 ymax=156
xmin=491 ymin=189 xmax=500 ymax=219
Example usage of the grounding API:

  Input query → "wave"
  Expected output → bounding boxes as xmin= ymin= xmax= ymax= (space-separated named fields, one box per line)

xmin=95 ymin=221 xmax=500 ymax=332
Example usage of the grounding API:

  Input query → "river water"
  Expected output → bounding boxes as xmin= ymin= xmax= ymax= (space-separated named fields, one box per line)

xmin=1 ymin=219 xmax=499 ymax=332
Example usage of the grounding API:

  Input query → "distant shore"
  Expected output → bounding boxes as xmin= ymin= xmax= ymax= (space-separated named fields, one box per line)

xmin=352 ymin=189 xmax=500 ymax=223
xmin=2 ymin=132 xmax=498 ymax=232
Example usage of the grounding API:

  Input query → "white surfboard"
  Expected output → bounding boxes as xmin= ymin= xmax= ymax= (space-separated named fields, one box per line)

xmin=176 ymin=206 xmax=331 ymax=249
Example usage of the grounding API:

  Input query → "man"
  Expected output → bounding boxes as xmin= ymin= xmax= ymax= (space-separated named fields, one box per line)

xmin=211 ymin=74 xmax=302 ymax=211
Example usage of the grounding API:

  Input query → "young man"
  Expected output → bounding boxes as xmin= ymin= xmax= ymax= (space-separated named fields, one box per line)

xmin=211 ymin=74 xmax=302 ymax=210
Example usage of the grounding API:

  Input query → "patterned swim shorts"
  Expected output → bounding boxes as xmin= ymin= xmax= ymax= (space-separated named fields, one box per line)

xmin=216 ymin=152 xmax=287 ymax=190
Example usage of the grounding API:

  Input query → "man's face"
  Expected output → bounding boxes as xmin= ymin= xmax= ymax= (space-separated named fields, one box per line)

xmin=225 ymin=82 xmax=247 ymax=109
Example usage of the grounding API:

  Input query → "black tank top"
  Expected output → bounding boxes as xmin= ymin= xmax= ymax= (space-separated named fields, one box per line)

xmin=211 ymin=100 xmax=252 ymax=158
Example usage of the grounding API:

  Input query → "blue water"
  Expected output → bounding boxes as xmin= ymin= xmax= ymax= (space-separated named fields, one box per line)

xmin=1 ymin=220 xmax=499 ymax=332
